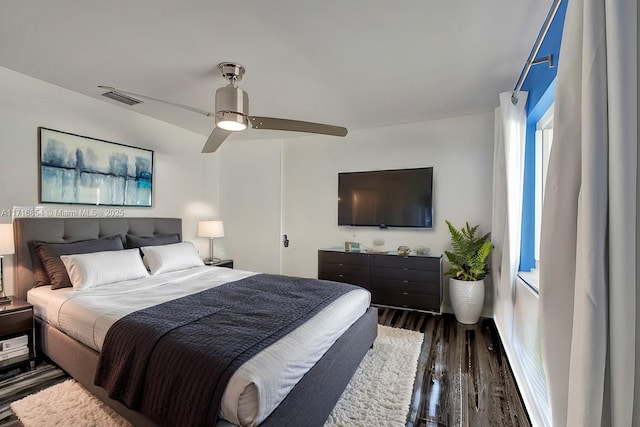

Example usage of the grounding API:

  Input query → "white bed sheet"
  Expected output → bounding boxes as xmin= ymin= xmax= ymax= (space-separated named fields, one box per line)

xmin=27 ymin=266 xmax=370 ymax=426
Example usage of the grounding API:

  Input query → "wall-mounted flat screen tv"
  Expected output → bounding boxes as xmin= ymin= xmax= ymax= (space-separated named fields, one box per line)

xmin=338 ymin=167 xmax=433 ymax=228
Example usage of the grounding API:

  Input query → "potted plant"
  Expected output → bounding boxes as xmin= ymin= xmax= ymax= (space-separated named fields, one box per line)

xmin=444 ymin=220 xmax=492 ymax=324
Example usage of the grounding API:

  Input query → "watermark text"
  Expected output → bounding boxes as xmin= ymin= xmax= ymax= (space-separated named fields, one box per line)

xmin=1 ymin=207 xmax=126 ymax=218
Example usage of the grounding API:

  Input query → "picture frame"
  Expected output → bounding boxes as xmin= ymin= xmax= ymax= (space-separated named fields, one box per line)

xmin=38 ymin=127 xmax=153 ymax=207
xmin=345 ymin=241 xmax=361 ymax=252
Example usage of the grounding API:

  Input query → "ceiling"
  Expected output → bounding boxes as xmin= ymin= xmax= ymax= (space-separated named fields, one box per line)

xmin=0 ymin=0 xmax=551 ymax=141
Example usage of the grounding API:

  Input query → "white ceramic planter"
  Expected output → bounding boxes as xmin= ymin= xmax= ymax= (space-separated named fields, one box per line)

xmin=449 ymin=278 xmax=485 ymax=324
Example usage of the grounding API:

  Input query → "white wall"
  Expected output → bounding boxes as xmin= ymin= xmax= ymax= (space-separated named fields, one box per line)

xmin=282 ymin=114 xmax=494 ymax=311
xmin=221 ymin=113 xmax=495 ymax=312
xmin=0 ymin=66 xmax=221 ymax=295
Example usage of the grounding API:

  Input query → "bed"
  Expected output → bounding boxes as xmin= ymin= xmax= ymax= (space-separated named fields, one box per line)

xmin=13 ymin=217 xmax=378 ymax=427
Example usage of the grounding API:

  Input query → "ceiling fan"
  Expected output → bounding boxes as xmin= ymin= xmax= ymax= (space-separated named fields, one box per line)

xmin=99 ymin=62 xmax=348 ymax=153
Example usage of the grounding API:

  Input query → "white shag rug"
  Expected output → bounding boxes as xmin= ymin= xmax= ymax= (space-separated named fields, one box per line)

xmin=10 ymin=379 xmax=130 ymax=427
xmin=324 ymin=325 xmax=424 ymax=427
xmin=11 ymin=325 xmax=423 ymax=427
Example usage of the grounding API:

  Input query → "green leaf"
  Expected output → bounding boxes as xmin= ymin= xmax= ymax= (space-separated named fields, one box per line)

xmin=444 ymin=220 xmax=492 ymax=281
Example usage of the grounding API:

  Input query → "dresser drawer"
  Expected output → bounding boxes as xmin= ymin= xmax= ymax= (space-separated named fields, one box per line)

xmin=370 ymin=266 xmax=440 ymax=283
xmin=370 ymin=278 xmax=440 ymax=296
xmin=319 ymin=262 xmax=369 ymax=278
xmin=371 ymin=290 xmax=441 ymax=312
xmin=370 ymin=254 xmax=440 ymax=271
xmin=318 ymin=251 xmax=370 ymax=266
xmin=319 ymin=272 xmax=370 ymax=288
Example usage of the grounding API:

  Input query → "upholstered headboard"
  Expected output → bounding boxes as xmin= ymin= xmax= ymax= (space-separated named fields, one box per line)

xmin=13 ymin=217 xmax=182 ymax=300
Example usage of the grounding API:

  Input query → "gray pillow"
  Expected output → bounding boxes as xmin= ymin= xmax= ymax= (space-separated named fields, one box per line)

xmin=35 ymin=236 xmax=125 ymax=290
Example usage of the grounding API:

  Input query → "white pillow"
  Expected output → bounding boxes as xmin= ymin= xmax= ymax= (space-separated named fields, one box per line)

xmin=141 ymin=242 xmax=204 ymax=275
xmin=61 ymin=249 xmax=150 ymax=291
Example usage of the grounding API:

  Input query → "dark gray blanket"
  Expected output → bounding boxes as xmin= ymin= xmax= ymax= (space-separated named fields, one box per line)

xmin=94 ymin=273 xmax=358 ymax=427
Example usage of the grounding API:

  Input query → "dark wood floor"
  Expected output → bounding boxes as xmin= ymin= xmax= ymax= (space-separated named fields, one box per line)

xmin=378 ymin=308 xmax=531 ymax=427
xmin=0 ymin=310 xmax=529 ymax=426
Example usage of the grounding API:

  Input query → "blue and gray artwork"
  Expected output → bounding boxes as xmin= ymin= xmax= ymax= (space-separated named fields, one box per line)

xmin=40 ymin=130 xmax=153 ymax=206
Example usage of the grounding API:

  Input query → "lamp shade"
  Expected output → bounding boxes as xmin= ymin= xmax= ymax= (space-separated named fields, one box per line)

xmin=198 ymin=220 xmax=225 ymax=239
xmin=0 ymin=224 xmax=14 ymax=255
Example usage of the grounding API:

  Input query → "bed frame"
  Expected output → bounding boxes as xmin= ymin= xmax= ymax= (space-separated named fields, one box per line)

xmin=13 ymin=217 xmax=378 ymax=427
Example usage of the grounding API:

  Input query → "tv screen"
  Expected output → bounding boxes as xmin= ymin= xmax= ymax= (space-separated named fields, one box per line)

xmin=338 ymin=167 xmax=433 ymax=228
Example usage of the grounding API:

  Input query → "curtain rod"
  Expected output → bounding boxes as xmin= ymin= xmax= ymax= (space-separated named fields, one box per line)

xmin=511 ymin=0 xmax=563 ymax=105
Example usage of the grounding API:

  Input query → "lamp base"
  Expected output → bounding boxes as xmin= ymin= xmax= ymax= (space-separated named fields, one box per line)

xmin=0 ymin=296 xmax=10 ymax=305
xmin=204 ymin=258 xmax=222 ymax=265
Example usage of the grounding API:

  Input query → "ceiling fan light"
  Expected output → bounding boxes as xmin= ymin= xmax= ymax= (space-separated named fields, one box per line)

xmin=216 ymin=112 xmax=248 ymax=131
xmin=218 ymin=120 xmax=247 ymax=131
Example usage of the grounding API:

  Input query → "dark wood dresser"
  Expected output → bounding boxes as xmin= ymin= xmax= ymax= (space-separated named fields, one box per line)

xmin=318 ymin=249 xmax=442 ymax=313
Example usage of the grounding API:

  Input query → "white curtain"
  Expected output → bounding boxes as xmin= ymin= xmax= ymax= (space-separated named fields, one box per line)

xmin=539 ymin=0 xmax=637 ymax=424
xmin=492 ymin=92 xmax=527 ymax=345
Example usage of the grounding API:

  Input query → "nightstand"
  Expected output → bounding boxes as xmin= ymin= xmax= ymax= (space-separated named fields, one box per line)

xmin=0 ymin=297 xmax=36 ymax=372
xmin=210 ymin=259 xmax=233 ymax=269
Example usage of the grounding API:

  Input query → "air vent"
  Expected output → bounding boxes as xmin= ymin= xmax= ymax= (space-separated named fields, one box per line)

xmin=101 ymin=91 xmax=143 ymax=106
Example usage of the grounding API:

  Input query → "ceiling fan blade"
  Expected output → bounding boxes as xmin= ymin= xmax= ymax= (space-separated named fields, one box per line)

xmin=201 ymin=127 xmax=232 ymax=153
xmin=98 ymin=86 xmax=215 ymax=117
xmin=249 ymin=117 xmax=348 ymax=137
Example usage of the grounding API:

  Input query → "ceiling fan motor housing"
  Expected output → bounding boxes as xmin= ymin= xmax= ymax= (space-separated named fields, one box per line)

xmin=215 ymin=84 xmax=249 ymax=129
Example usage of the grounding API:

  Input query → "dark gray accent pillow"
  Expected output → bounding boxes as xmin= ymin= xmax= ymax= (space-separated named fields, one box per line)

xmin=28 ymin=241 xmax=51 ymax=287
xmin=125 ymin=233 xmax=180 ymax=249
xmin=36 ymin=235 xmax=125 ymax=290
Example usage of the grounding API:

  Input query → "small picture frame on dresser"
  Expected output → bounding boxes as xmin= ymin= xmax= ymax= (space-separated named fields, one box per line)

xmin=344 ymin=242 xmax=361 ymax=252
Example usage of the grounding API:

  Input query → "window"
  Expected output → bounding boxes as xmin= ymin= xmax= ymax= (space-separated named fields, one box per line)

xmin=520 ymin=104 xmax=553 ymax=291
xmin=534 ymin=104 xmax=553 ymax=263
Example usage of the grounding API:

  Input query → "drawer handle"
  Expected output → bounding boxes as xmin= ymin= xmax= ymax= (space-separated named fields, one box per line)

xmin=339 ymin=274 xmax=344 ymax=277
xmin=403 ymin=268 xmax=408 ymax=271
xmin=403 ymin=280 xmax=408 ymax=283
xmin=402 ymin=292 xmax=409 ymax=295
xmin=339 ymin=263 xmax=344 ymax=266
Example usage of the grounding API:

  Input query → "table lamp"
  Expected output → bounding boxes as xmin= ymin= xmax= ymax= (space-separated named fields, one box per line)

xmin=198 ymin=220 xmax=224 ymax=265
xmin=0 ymin=223 xmax=15 ymax=304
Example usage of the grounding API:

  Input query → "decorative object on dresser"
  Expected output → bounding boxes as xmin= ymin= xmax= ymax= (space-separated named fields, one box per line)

xmin=38 ymin=127 xmax=153 ymax=207
xmin=397 ymin=245 xmax=410 ymax=256
xmin=198 ymin=220 xmax=225 ymax=265
xmin=0 ymin=297 xmax=36 ymax=372
xmin=444 ymin=220 xmax=492 ymax=324
xmin=0 ymin=224 xmax=14 ymax=304
xmin=414 ymin=245 xmax=429 ymax=256
xmin=366 ymin=239 xmax=387 ymax=254
xmin=318 ymin=249 xmax=443 ymax=313
xmin=344 ymin=241 xmax=361 ymax=252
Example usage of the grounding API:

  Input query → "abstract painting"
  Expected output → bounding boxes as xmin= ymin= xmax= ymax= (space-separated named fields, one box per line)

xmin=38 ymin=128 xmax=153 ymax=207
